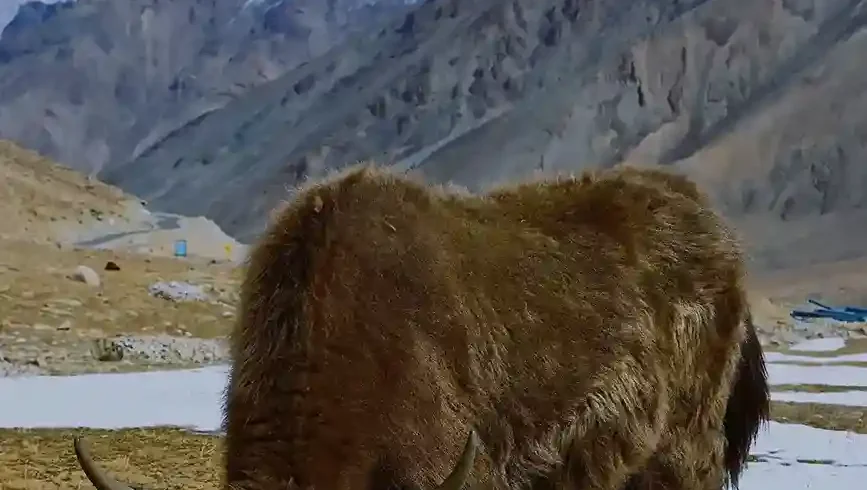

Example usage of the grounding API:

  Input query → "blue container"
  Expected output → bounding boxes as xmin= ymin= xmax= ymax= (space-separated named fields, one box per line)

xmin=174 ymin=239 xmax=188 ymax=257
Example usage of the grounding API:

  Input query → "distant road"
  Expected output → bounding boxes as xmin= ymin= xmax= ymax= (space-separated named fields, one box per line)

xmin=73 ymin=213 xmax=181 ymax=248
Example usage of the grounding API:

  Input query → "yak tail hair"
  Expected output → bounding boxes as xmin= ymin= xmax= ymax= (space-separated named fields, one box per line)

xmin=721 ymin=309 xmax=771 ymax=488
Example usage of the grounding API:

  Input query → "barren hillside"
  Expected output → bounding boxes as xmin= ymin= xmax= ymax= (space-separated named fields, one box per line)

xmin=0 ymin=140 xmax=242 ymax=376
xmin=1 ymin=138 xmax=247 ymax=262
xmin=0 ymin=139 xmax=129 ymax=243
xmin=0 ymin=0 xmax=412 ymax=174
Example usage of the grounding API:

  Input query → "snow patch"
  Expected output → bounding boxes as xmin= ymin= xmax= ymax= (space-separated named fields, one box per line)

xmin=766 ymin=352 xmax=867 ymax=364
xmin=751 ymin=422 xmax=867 ymax=466
xmin=772 ymin=390 xmax=867 ymax=407
xmin=790 ymin=337 xmax=847 ymax=353
xmin=1 ymin=348 xmax=867 ymax=488
xmin=0 ymin=365 xmax=228 ymax=431
xmin=768 ymin=364 xmax=867 ymax=387
xmin=741 ymin=462 xmax=867 ymax=489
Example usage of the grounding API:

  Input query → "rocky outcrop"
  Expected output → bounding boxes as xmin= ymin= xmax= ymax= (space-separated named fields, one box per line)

xmin=0 ymin=0 xmax=412 ymax=174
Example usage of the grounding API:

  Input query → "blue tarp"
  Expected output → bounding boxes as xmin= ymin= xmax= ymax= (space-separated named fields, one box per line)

xmin=790 ymin=299 xmax=867 ymax=322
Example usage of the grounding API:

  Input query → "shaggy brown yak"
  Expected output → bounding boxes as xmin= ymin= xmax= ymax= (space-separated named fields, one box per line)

xmin=72 ymin=165 xmax=769 ymax=490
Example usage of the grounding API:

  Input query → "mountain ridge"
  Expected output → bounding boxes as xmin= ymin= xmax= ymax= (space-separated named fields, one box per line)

xmin=0 ymin=0 xmax=414 ymax=173
xmin=2 ymin=0 xmax=866 ymax=273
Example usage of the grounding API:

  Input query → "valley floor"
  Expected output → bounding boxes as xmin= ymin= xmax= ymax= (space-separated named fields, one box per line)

xmin=1 ymin=339 xmax=867 ymax=489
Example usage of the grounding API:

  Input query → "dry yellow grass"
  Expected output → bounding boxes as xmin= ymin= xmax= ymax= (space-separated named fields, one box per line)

xmin=771 ymin=384 xmax=867 ymax=393
xmin=0 ymin=428 xmax=223 ymax=490
xmin=0 ymin=141 xmax=129 ymax=244
xmin=0 ymin=237 xmax=244 ymax=374
xmin=771 ymin=402 xmax=867 ymax=433
xmin=0 ymin=139 xmax=244 ymax=356
xmin=0 ymin=239 xmax=241 ymax=340
xmin=0 ymin=401 xmax=863 ymax=490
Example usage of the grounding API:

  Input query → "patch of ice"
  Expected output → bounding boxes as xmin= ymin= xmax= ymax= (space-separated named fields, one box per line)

xmin=739 ymin=422 xmax=867 ymax=489
xmin=766 ymin=352 xmax=867 ymax=364
xmin=771 ymin=390 xmax=867 ymax=408
xmin=0 ymin=366 xmax=228 ymax=431
xmin=741 ymin=462 xmax=867 ymax=489
xmin=768 ymin=364 xmax=867 ymax=387
xmin=751 ymin=421 xmax=867 ymax=466
xmin=789 ymin=337 xmax=847 ymax=352
xmin=2 ymin=368 xmax=867 ymax=488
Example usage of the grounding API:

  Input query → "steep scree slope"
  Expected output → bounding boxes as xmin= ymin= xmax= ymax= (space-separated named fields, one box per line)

xmin=102 ymin=0 xmax=867 ymax=274
xmin=0 ymin=0 xmax=413 ymax=174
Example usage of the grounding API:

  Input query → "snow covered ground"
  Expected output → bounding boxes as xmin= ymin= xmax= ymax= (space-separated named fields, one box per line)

xmin=766 ymin=351 xmax=867 ymax=364
xmin=0 ymin=365 xmax=228 ymax=431
xmin=789 ymin=337 xmax=849 ymax=352
xmin=1 ymin=336 xmax=866 ymax=489
xmin=743 ymin=422 xmax=867 ymax=489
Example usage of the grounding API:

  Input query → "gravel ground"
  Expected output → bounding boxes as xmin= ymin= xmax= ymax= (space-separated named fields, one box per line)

xmin=2 ymin=314 xmax=865 ymax=378
xmin=111 ymin=334 xmax=229 ymax=364
xmin=0 ymin=359 xmax=45 ymax=377
xmin=0 ymin=334 xmax=230 ymax=377
xmin=758 ymin=318 xmax=867 ymax=347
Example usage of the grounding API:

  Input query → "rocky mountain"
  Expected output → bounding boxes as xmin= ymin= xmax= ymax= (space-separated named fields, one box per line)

xmin=0 ymin=1 xmax=65 ymax=34
xmin=3 ymin=0 xmax=867 ymax=273
xmin=0 ymin=0 xmax=413 ymax=174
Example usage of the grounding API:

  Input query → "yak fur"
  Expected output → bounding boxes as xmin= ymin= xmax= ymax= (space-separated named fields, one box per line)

xmin=222 ymin=164 xmax=770 ymax=490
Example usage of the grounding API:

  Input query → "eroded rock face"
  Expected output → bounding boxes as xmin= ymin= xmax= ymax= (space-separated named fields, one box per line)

xmin=5 ymin=0 xmax=867 ymax=271
xmin=0 ymin=0 xmax=412 ymax=174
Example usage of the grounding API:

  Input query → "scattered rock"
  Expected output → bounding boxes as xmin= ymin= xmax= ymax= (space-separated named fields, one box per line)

xmin=41 ymin=305 xmax=73 ymax=316
xmin=51 ymin=298 xmax=83 ymax=308
xmin=755 ymin=315 xmax=867 ymax=347
xmin=57 ymin=319 xmax=73 ymax=331
xmin=148 ymin=281 xmax=209 ymax=302
xmin=90 ymin=338 xmax=124 ymax=361
xmin=112 ymin=335 xmax=229 ymax=364
xmin=69 ymin=265 xmax=101 ymax=287
xmin=0 ymin=358 xmax=45 ymax=377
xmin=104 ymin=260 xmax=121 ymax=271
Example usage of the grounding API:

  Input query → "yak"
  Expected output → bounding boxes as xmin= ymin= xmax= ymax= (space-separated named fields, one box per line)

xmin=72 ymin=164 xmax=769 ymax=490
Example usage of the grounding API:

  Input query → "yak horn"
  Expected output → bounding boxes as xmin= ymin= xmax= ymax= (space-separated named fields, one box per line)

xmin=74 ymin=431 xmax=479 ymax=490
xmin=434 ymin=429 xmax=479 ymax=490
xmin=73 ymin=437 xmax=136 ymax=490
